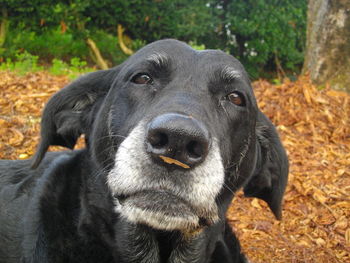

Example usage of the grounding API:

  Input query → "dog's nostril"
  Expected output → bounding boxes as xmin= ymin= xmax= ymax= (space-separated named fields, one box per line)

xmin=114 ymin=194 xmax=128 ymax=202
xmin=148 ymin=131 xmax=168 ymax=148
xmin=186 ymin=140 xmax=203 ymax=159
xmin=146 ymin=113 xmax=211 ymax=168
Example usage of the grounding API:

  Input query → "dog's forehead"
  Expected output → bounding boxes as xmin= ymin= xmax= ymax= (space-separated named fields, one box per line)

xmin=134 ymin=39 xmax=195 ymax=56
xmin=126 ymin=39 xmax=193 ymax=63
xmin=127 ymin=39 xmax=246 ymax=75
xmin=195 ymin=50 xmax=248 ymax=80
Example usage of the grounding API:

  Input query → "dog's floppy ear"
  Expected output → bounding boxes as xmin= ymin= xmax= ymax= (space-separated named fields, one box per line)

xmin=32 ymin=68 xmax=120 ymax=168
xmin=244 ymin=110 xmax=289 ymax=220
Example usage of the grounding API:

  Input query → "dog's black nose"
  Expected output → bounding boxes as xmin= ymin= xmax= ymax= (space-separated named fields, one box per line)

xmin=146 ymin=113 xmax=210 ymax=169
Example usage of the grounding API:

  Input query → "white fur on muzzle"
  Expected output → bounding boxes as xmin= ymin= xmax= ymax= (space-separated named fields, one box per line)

xmin=107 ymin=122 xmax=225 ymax=231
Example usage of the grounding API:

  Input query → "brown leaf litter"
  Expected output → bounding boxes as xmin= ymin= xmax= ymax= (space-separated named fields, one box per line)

xmin=0 ymin=71 xmax=349 ymax=262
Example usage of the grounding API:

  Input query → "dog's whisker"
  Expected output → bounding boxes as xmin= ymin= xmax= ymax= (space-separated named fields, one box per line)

xmin=223 ymin=183 xmax=236 ymax=196
xmin=97 ymin=134 xmax=127 ymax=140
xmin=224 ymin=162 xmax=237 ymax=170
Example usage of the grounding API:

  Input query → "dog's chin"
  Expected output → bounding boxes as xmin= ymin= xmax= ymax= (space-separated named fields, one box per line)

xmin=114 ymin=190 xmax=218 ymax=232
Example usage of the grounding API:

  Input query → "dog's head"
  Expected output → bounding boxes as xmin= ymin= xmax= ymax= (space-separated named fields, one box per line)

xmin=32 ymin=39 xmax=288 ymax=232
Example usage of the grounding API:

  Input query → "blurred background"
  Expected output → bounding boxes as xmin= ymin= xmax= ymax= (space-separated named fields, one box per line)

xmin=0 ymin=0 xmax=307 ymax=79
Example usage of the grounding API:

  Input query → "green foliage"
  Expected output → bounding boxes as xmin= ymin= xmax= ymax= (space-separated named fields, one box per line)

xmin=189 ymin=41 xmax=206 ymax=51
xmin=2 ymin=28 xmax=88 ymax=60
xmin=0 ymin=51 xmax=42 ymax=74
xmin=49 ymin=58 xmax=68 ymax=75
xmin=0 ymin=49 xmax=92 ymax=78
xmin=49 ymin=57 xmax=93 ymax=79
xmin=131 ymin=39 xmax=147 ymax=52
xmin=0 ymin=0 xmax=307 ymax=78
xmin=108 ymin=0 xmax=215 ymax=42
xmin=92 ymin=30 xmax=128 ymax=66
xmin=206 ymin=0 xmax=307 ymax=77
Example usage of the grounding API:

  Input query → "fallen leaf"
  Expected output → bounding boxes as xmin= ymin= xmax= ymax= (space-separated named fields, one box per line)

xmin=19 ymin=153 xmax=29 ymax=159
xmin=159 ymin=155 xmax=190 ymax=169
xmin=346 ymin=229 xmax=350 ymax=246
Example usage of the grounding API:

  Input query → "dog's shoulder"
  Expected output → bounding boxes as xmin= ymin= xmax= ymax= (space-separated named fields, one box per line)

xmin=0 ymin=151 xmax=78 ymax=194
xmin=0 ymin=150 xmax=88 ymax=262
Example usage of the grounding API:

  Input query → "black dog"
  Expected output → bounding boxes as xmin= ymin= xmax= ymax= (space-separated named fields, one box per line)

xmin=0 ymin=39 xmax=288 ymax=263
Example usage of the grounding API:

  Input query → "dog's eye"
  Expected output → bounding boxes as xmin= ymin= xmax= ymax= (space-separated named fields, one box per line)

xmin=227 ymin=92 xmax=245 ymax=106
xmin=132 ymin=73 xmax=153 ymax=85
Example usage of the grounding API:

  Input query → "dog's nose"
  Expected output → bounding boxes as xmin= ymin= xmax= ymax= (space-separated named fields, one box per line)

xmin=146 ymin=113 xmax=210 ymax=169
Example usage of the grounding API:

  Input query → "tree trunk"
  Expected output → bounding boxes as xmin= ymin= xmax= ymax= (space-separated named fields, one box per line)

xmin=0 ymin=7 xmax=8 ymax=48
xmin=303 ymin=0 xmax=350 ymax=92
xmin=117 ymin=24 xmax=133 ymax=55
xmin=86 ymin=38 xmax=109 ymax=70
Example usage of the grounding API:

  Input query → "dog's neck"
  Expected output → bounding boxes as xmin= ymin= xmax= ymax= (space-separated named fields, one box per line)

xmin=81 ymin=195 xmax=214 ymax=263
xmin=79 ymin=154 xmax=224 ymax=263
xmin=81 ymin=168 xmax=214 ymax=262
xmin=113 ymin=221 xmax=210 ymax=263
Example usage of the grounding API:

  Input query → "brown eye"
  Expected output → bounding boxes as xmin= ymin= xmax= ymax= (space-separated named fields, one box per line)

xmin=227 ymin=92 xmax=245 ymax=106
xmin=132 ymin=73 xmax=153 ymax=84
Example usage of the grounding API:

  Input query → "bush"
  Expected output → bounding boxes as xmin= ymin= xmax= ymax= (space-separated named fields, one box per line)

xmin=92 ymin=30 xmax=128 ymax=66
xmin=204 ymin=0 xmax=307 ymax=77
xmin=0 ymin=51 xmax=43 ymax=74
xmin=49 ymin=57 xmax=93 ymax=79
xmin=0 ymin=0 xmax=307 ymax=78
xmin=2 ymin=28 xmax=88 ymax=61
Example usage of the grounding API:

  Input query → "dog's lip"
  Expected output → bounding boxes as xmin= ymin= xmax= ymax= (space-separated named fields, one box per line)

xmin=114 ymin=189 xmax=192 ymax=208
xmin=113 ymin=190 xmax=214 ymax=228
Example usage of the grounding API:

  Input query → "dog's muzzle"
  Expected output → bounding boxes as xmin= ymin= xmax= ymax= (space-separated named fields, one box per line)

xmin=108 ymin=115 xmax=224 ymax=232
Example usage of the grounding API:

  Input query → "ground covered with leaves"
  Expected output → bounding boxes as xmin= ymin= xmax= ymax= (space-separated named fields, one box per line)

xmin=0 ymin=71 xmax=349 ymax=262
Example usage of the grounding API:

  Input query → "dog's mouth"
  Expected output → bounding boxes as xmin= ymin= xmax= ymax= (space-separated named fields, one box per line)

xmin=108 ymin=123 xmax=224 ymax=233
xmin=114 ymin=190 xmax=217 ymax=232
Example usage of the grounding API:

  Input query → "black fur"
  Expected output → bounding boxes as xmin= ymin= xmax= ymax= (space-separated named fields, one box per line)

xmin=0 ymin=39 xmax=288 ymax=263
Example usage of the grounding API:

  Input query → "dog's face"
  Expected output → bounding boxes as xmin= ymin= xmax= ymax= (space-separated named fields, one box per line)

xmin=95 ymin=40 xmax=257 ymax=231
xmin=33 ymin=39 xmax=288 ymax=233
